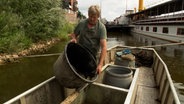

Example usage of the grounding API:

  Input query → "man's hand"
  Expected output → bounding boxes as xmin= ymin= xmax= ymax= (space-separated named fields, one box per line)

xmin=96 ymin=64 xmax=103 ymax=74
xmin=68 ymin=34 xmax=77 ymax=43
xmin=70 ymin=38 xmax=77 ymax=43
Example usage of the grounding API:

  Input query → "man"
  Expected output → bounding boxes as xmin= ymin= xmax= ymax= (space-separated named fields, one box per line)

xmin=69 ymin=5 xmax=107 ymax=74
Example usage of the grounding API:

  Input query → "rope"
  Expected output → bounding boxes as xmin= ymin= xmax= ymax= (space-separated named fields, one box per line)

xmin=23 ymin=42 xmax=184 ymax=58
xmin=60 ymin=84 xmax=88 ymax=104
xmin=24 ymin=53 xmax=61 ymax=58
xmin=110 ymin=42 xmax=184 ymax=52
xmin=60 ymin=91 xmax=79 ymax=104
xmin=139 ymin=42 xmax=184 ymax=48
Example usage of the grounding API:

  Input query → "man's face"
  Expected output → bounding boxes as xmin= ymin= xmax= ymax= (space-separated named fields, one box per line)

xmin=88 ymin=14 xmax=99 ymax=25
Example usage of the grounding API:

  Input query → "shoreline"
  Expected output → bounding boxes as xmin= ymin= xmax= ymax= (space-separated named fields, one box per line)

xmin=0 ymin=38 xmax=61 ymax=65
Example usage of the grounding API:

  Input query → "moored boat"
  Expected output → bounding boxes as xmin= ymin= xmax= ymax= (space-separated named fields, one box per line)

xmin=4 ymin=45 xmax=181 ymax=104
xmin=126 ymin=0 xmax=184 ymax=43
xmin=131 ymin=15 xmax=184 ymax=43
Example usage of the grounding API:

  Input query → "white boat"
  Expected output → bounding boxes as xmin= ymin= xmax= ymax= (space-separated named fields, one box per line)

xmin=131 ymin=15 xmax=184 ymax=43
xmin=4 ymin=45 xmax=181 ymax=104
xmin=126 ymin=0 xmax=184 ymax=43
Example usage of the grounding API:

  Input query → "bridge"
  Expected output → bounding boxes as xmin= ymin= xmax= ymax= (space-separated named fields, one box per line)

xmin=105 ymin=24 xmax=134 ymax=32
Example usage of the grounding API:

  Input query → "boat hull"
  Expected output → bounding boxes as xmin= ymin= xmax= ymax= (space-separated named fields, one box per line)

xmin=4 ymin=46 xmax=181 ymax=104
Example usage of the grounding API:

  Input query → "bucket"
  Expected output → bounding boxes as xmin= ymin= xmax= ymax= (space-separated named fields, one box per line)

xmin=54 ymin=42 xmax=98 ymax=88
xmin=114 ymin=51 xmax=135 ymax=67
xmin=102 ymin=65 xmax=133 ymax=89
xmin=115 ymin=56 xmax=130 ymax=66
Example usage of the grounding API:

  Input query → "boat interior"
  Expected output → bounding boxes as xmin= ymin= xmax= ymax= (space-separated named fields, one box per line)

xmin=4 ymin=46 xmax=181 ymax=104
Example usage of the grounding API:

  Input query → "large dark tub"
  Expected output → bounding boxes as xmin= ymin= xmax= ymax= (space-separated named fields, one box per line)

xmin=54 ymin=42 xmax=98 ymax=88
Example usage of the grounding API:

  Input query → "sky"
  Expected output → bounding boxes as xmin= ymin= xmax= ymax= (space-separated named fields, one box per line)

xmin=77 ymin=0 xmax=171 ymax=21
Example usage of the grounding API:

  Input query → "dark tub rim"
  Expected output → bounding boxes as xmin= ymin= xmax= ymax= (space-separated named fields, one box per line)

xmin=65 ymin=42 xmax=98 ymax=83
xmin=105 ymin=65 xmax=133 ymax=78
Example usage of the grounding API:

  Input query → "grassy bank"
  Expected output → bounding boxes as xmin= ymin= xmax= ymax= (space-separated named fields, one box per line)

xmin=0 ymin=0 xmax=75 ymax=54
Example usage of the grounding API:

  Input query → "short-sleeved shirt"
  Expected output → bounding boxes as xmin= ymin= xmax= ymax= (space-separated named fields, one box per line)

xmin=74 ymin=19 xmax=107 ymax=57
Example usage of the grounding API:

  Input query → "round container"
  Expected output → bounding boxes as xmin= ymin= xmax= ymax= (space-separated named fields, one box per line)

xmin=114 ymin=56 xmax=129 ymax=66
xmin=114 ymin=55 xmax=135 ymax=68
xmin=53 ymin=42 xmax=98 ymax=88
xmin=102 ymin=65 xmax=133 ymax=89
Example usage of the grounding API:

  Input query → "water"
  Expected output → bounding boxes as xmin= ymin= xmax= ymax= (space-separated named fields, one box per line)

xmin=0 ymin=41 xmax=66 ymax=103
xmin=132 ymin=32 xmax=184 ymax=103
xmin=107 ymin=31 xmax=184 ymax=103
xmin=0 ymin=32 xmax=184 ymax=103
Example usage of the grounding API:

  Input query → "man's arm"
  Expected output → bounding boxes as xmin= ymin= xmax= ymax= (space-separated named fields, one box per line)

xmin=96 ymin=39 xmax=107 ymax=74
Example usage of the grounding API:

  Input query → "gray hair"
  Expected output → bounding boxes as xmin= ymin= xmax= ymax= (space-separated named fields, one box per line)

xmin=88 ymin=5 xmax=101 ymax=17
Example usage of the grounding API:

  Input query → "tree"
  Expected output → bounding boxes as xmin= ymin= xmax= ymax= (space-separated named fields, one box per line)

xmin=0 ymin=0 xmax=66 ymax=53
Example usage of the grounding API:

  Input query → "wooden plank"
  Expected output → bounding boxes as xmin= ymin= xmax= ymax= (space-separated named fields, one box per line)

xmin=20 ymin=97 xmax=26 ymax=104
xmin=124 ymin=68 xmax=139 ymax=104
xmin=159 ymin=72 xmax=167 ymax=99
xmin=135 ymin=85 xmax=160 ymax=104
xmin=154 ymin=58 xmax=160 ymax=75
xmin=137 ymin=67 xmax=156 ymax=87
xmin=166 ymin=91 xmax=174 ymax=104
xmin=161 ymin=81 xmax=169 ymax=104
xmin=60 ymin=91 xmax=79 ymax=104
xmin=153 ymin=54 xmax=158 ymax=72
xmin=135 ymin=67 xmax=160 ymax=104
xmin=156 ymin=66 xmax=164 ymax=86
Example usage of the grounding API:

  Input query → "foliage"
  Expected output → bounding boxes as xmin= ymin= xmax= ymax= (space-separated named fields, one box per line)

xmin=10 ymin=0 xmax=65 ymax=42
xmin=62 ymin=0 xmax=78 ymax=12
xmin=0 ymin=33 xmax=32 ymax=53
xmin=62 ymin=0 xmax=70 ymax=9
xmin=0 ymin=0 xmax=67 ymax=53
xmin=77 ymin=11 xmax=86 ymax=19
xmin=0 ymin=5 xmax=29 ymax=53
xmin=57 ymin=21 xmax=75 ymax=40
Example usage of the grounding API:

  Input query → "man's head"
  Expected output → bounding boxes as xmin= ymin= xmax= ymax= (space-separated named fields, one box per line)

xmin=88 ymin=5 xmax=101 ymax=25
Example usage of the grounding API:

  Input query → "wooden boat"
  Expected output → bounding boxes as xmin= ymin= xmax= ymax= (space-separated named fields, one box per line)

xmin=4 ymin=45 xmax=181 ymax=104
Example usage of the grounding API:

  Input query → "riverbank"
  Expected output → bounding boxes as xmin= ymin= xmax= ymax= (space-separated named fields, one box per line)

xmin=0 ymin=38 xmax=61 ymax=65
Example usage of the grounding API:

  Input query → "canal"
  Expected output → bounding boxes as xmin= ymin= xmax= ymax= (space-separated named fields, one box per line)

xmin=0 ymin=31 xmax=184 ymax=103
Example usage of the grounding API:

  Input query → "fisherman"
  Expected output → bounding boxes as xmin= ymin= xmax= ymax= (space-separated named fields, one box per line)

xmin=69 ymin=5 xmax=107 ymax=74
